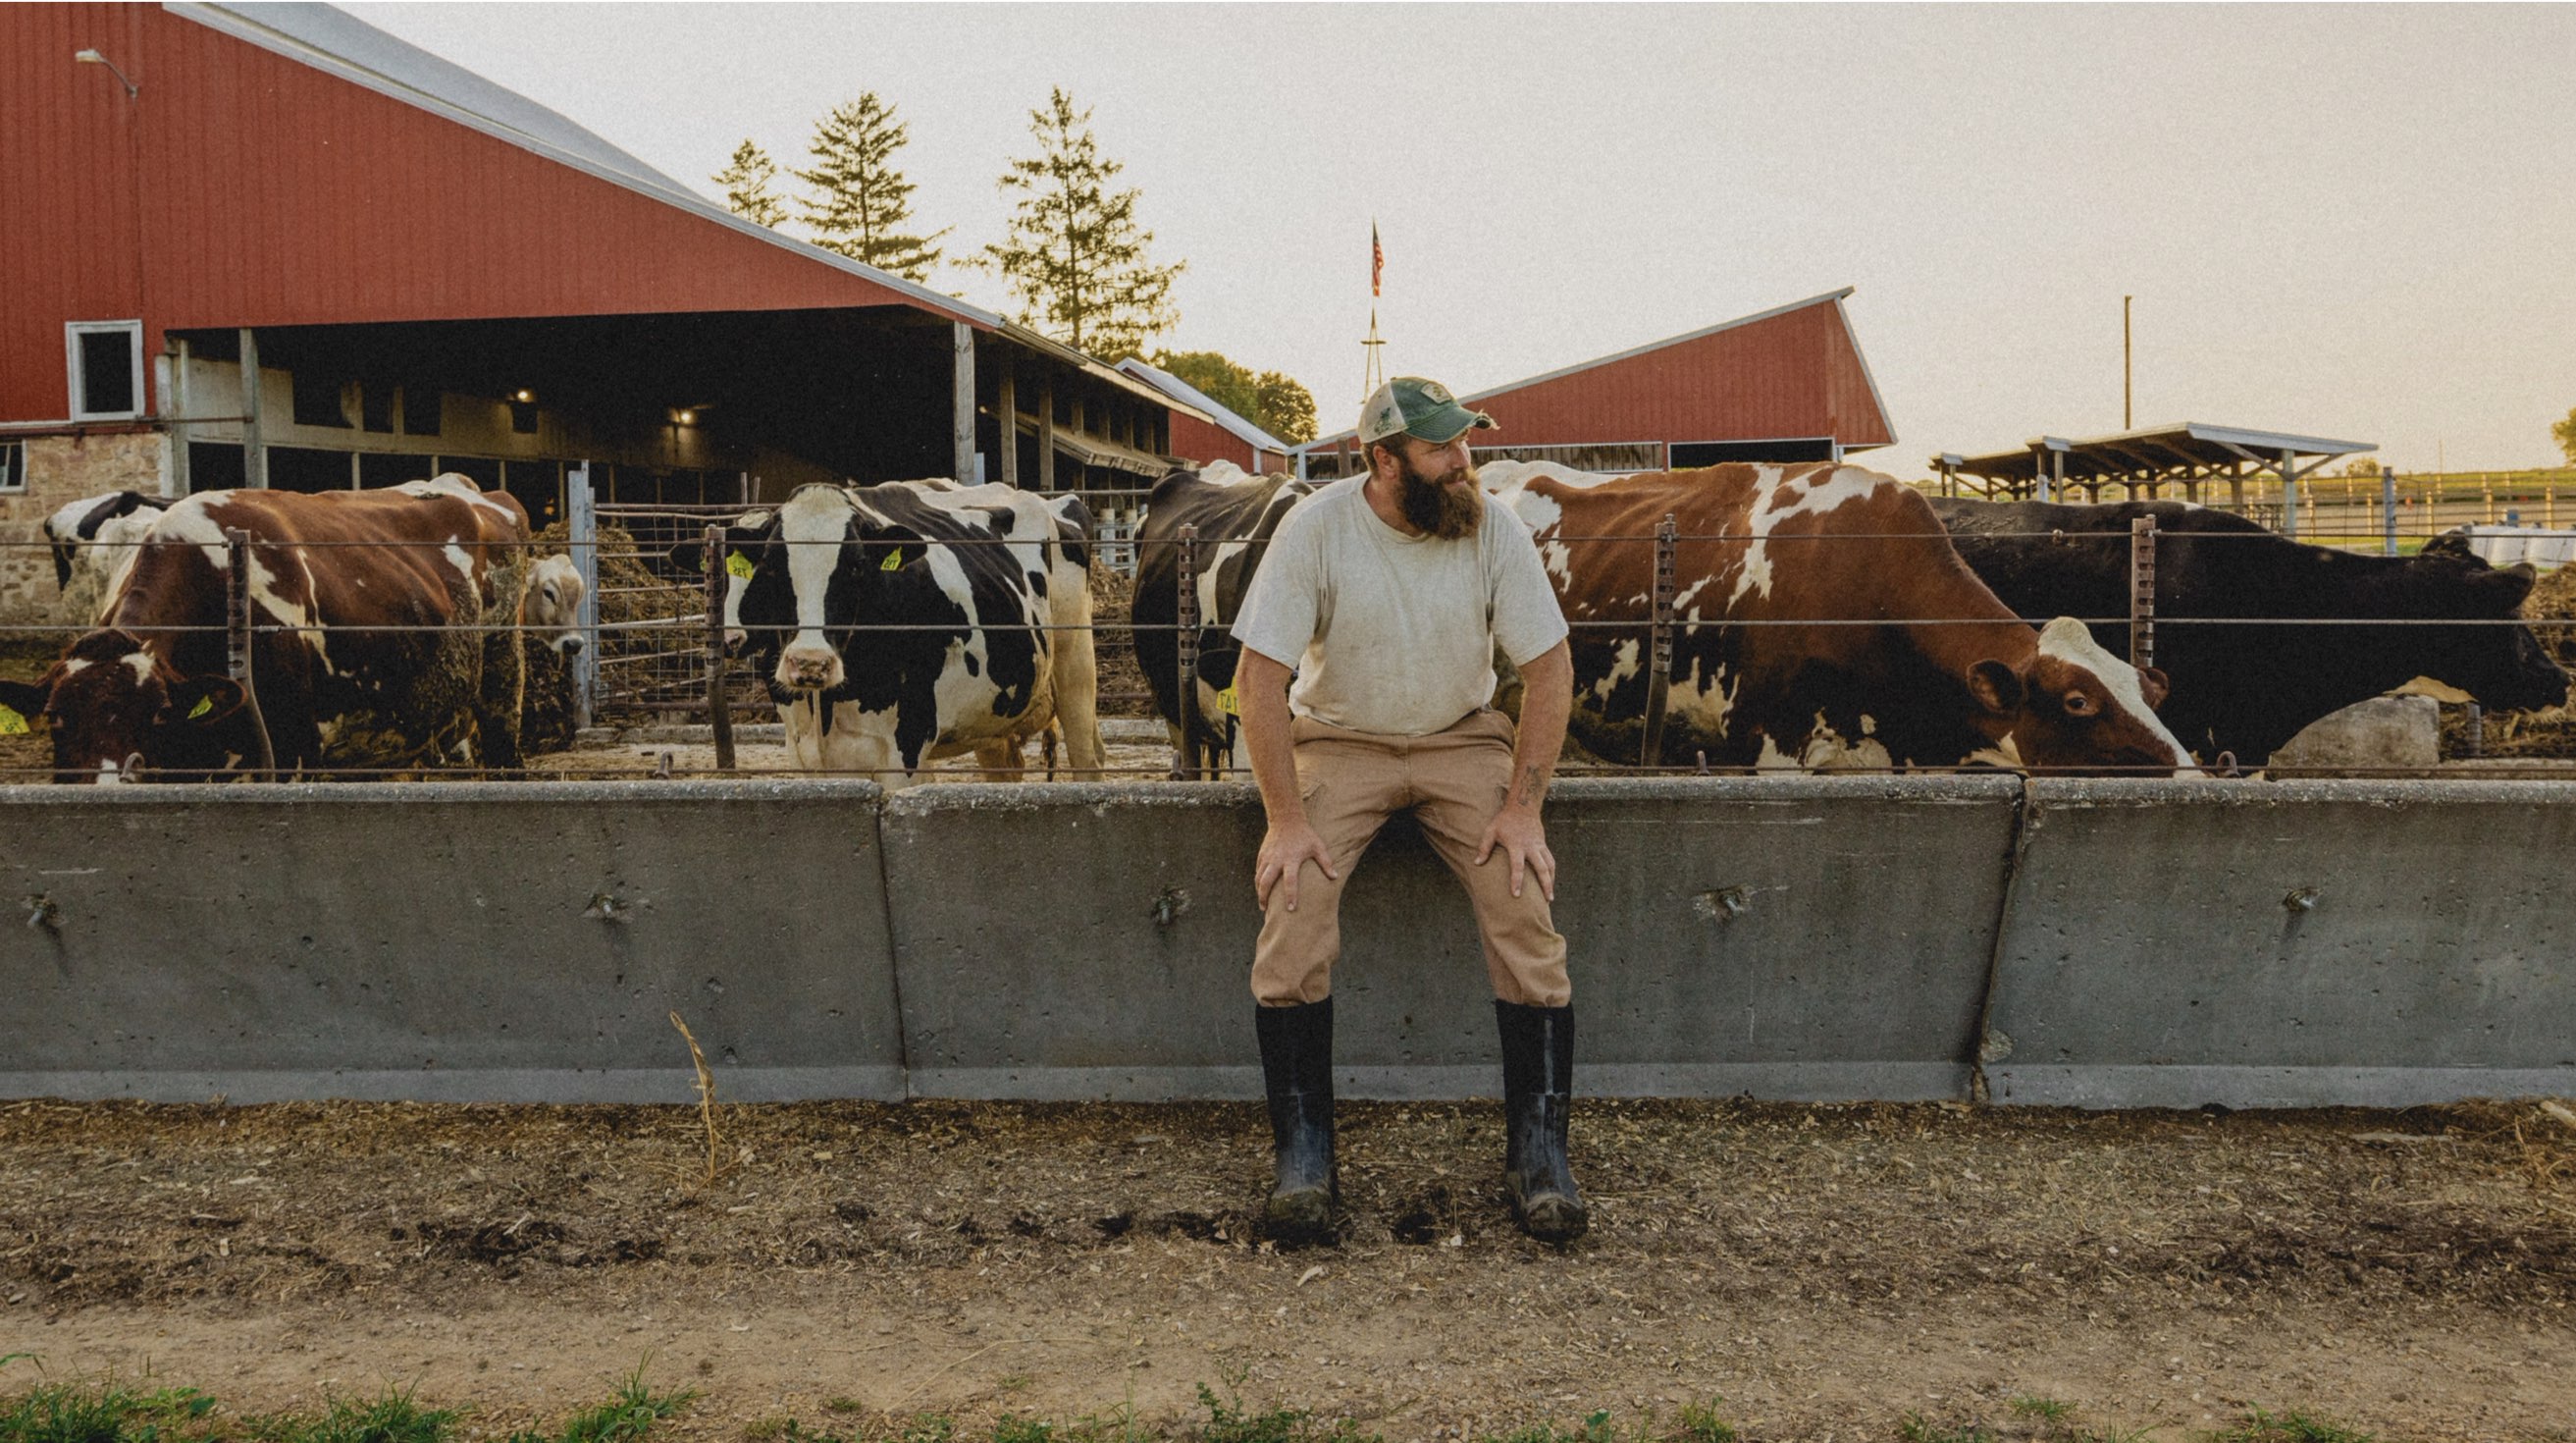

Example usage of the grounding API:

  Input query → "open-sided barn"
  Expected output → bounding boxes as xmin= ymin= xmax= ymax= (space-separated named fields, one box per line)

xmin=0 ymin=2 xmax=1209 ymax=626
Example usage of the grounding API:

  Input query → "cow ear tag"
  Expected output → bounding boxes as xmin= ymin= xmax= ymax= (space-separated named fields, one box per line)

xmin=725 ymin=551 xmax=755 ymax=580
xmin=188 ymin=695 xmax=215 ymax=721
xmin=1215 ymin=684 xmax=1240 ymax=718
xmin=0 ymin=704 xmax=27 ymax=736
xmin=881 ymin=548 xmax=904 ymax=571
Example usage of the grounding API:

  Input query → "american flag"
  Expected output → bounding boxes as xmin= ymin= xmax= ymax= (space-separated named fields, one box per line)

xmin=1371 ymin=222 xmax=1383 ymax=297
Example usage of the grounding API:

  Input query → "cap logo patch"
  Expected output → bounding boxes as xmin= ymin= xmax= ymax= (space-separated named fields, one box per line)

xmin=1421 ymin=382 xmax=1453 ymax=403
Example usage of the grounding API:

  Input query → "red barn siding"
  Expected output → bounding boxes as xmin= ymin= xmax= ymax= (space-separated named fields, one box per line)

xmin=1462 ymin=297 xmax=1894 ymax=452
xmin=2 ymin=4 xmax=960 ymax=422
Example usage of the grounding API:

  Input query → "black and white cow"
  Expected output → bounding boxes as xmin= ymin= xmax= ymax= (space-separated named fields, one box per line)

xmin=731 ymin=481 xmax=1103 ymax=783
xmin=1926 ymin=498 xmax=2569 ymax=764
xmin=1131 ymin=461 xmax=1322 ymax=771
xmin=43 ymin=490 xmax=169 ymax=624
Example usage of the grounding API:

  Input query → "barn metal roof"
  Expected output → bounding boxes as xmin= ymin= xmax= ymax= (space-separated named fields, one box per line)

xmin=1300 ymin=287 xmax=1891 ymax=452
xmin=1943 ymin=422 xmax=2377 ymax=483
xmin=174 ymin=2 xmax=1005 ymax=332
xmin=1113 ymin=359 xmax=1293 ymax=454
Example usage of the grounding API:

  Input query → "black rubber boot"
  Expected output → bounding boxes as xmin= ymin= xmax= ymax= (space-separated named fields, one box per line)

xmin=1255 ymin=998 xmax=1337 ymax=1240
xmin=1497 ymin=1000 xmax=1589 ymax=1243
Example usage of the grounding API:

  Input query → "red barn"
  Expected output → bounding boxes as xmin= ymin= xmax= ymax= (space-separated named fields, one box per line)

xmin=1302 ymin=288 xmax=1896 ymax=477
xmin=0 ymin=2 xmax=1203 ymax=624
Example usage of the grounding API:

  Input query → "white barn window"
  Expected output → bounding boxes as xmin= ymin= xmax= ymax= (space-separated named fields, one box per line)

xmin=67 ymin=320 xmax=146 ymax=421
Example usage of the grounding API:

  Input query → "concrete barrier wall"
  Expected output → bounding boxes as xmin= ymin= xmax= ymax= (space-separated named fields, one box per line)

xmin=7 ymin=776 xmax=2575 ymax=1107
xmin=1983 ymin=778 xmax=2576 ymax=1108
xmin=881 ymin=777 xmax=2019 ymax=1101
xmin=0 ymin=781 xmax=903 ymax=1102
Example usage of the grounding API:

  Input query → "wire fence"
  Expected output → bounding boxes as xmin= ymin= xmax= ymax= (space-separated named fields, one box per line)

xmin=5 ymin=510 xmax=2572 ymax=784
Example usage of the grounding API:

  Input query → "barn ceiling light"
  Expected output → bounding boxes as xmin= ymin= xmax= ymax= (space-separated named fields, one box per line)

xmin=75 ymin=48 xmax=138 ymax=100
xmin=675 ymin=408 xmax=696 ymax=426
xmin=512 ymin=389 xmax=534 ymax=403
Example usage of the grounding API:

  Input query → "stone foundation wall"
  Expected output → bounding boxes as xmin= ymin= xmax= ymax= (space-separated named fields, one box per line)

xmin=0 ymin=432 xmax=167 ymax=638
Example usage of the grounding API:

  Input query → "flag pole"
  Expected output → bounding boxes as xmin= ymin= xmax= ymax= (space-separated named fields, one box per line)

xmin=1363 ymin=220 xmax=1388 ymax=394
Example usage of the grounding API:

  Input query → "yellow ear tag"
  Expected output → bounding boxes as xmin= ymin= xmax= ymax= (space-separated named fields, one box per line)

xmin=0 ymin=704 xmax=27 ymax=736
xmin=1215 ymin=684 xmax=1240 ymax=718
xmin=725 ymin=551 xmax=754 ymax=580
xmin=188 ymin=695 xmax=215 ymax=721
xmin=880 ymin=548 xmax=904 ymax=571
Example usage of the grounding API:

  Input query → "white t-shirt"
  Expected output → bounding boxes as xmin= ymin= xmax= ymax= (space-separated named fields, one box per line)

xmin=1231 ymin=475 xmax=1569 ymax=736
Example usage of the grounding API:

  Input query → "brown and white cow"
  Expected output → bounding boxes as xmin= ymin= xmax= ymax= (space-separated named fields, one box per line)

xmin=0 ymin=474 xmax=532 ymax=782
xmin=1480 ymin=461 xmax=2196 ymax=774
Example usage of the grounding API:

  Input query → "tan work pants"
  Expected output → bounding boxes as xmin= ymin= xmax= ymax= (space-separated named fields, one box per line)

xmin=1251 ymin=708 xmax=1572 ymax=1009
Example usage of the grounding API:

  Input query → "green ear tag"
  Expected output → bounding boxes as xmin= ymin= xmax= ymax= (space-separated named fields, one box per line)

xmin=188 ymin=695 xmax=215 ymax=721
xmin=880 ymin=547 xmax=904 ymax=571
xmin=725 ymin=551 xmax=755 ymax=580
xmin=0 ymin=704 xmax=27 ymax=736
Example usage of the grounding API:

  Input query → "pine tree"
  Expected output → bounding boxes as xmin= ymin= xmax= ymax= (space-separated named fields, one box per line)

xmin=793 ymin=94 xmax=948 ymax=283
xmin=712 ymin=139 xmax=788 ymax=229
xmin=987 ymin=88 xmax=1183 ymax=360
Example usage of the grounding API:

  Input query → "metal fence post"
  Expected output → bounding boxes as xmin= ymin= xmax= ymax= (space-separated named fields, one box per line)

xmin=224 ymin=528 xmax=276 ymax=780
xmin=2129 ymin=515 xmax=2157 ymax=671
xmin=2383 ymin=466 xmax=2399 ymax=557
xmin=567 ymin=462 xmax=600 ymax=732
xmin=1172 ymin=523 xmax=1199 ymax=780
xmin=703 ymin=522 xmax=735 ymax=773
xmin=1642 ymin=512 xmax=1677 ymax=767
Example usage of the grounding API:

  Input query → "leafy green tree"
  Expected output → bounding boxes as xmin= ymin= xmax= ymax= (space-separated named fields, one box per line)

xmin=1153 ymin=351 xmax=1318 ymax=445
xmin=986 ymin=88 xmax=1183 ymax=359
xmin=794 ymin=94 xmax=948 ymax=282
xmin=2554 ymin=406 xmax=2576 ymax=466
xmin=1252 ymin=370 xmax=1318 ymax=445
xmin=712 ymin=139 xmax=788 ymax=228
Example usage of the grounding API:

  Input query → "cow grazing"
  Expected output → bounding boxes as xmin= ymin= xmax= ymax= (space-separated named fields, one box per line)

xmin=730 ymin=480 xmax=1103 ymax=783
xmin=1480 ymin=461 xmax=2197 ymax=774
xmin=1131 ymin=462 xmax=1322 ymax=771
xmin=0 ymin=474 xmax=531 ymax=782
xmin=43 ymin=490 xmax=168 ymax=624
xmin=1926 ymin=498 xmax=2569 ymax=765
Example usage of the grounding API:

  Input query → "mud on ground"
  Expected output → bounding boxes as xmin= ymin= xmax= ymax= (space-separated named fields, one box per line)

xmin=5 ymin=1097 xmax=2573 ymax=1441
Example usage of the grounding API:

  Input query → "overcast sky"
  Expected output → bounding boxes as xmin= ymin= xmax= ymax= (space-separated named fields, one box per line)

xmin=358 ymin=2 xmax=2575 ymax=473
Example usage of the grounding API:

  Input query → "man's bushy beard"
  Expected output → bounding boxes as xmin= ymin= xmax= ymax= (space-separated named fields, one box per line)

xmin=1396 ymin=456 xmax=1484 ymax=540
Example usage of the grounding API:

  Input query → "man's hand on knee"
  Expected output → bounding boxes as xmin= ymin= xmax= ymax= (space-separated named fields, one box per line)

xmin=1475 ymin=805 xmax=1557 ymax=901
xmin=1257 ymin=821 xmax=1340 ymax=912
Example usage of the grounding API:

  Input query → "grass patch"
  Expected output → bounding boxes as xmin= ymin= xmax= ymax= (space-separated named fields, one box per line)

xmin=0 ymin=1366 xmax=692 ymax=1443
xmin=2214 ymin=1409 xmax=2376 ymax=1443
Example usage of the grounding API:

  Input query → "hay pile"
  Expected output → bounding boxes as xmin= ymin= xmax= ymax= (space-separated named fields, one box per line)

xmin=2442 ymin=561 xmax=2576 ymax=759
xmin=1088 ymin=563 xmax=1154 ymax=718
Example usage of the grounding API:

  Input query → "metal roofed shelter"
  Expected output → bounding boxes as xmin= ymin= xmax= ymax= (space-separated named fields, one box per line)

xmin=1935 ymin=423 xmax=2376 ymax=539
xmin=1 ymin=3 xmax=1212 ymax=542
xmin=1115 ymin=358 xmax=1297 ymax=474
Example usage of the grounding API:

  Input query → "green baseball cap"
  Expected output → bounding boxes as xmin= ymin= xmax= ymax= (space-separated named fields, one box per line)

xmin=1357 ymin=376 xmax=1498 ymax=447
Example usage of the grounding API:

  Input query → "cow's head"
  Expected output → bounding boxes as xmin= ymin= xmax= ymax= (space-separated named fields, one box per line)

xmin=668 ymin=508 xmax=777 ymax=656
xmin=519 ymin=554 xmax=588 ymax=656
xmin=1965 ymin=617 xmax=2195 ymax=775
xmin=2394 ymin=539 xmax=2566 ymax=712
xmin=741 ymin=486 xmax=922 ymax=694
xmin=0 ymin=630 xmax=248 ymax=783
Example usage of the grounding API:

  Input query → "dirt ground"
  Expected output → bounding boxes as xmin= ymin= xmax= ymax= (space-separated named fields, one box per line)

xmin=5 ymin=1098 xmax=2574 ymax=1441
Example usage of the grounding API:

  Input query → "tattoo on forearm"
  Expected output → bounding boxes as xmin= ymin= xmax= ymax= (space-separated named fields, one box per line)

xmin=1515 ymin=762 xmax=1550 ymax=808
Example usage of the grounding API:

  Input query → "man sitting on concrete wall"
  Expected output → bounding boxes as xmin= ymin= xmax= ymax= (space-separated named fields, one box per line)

xmin=1229 ymin=375 xmax=1587 ymax=1243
